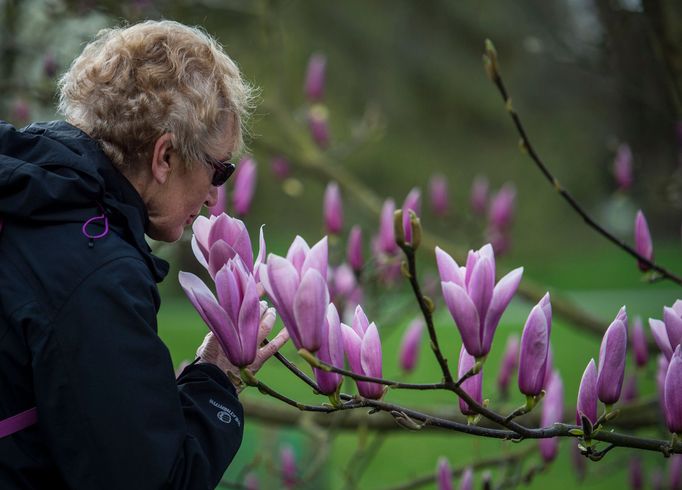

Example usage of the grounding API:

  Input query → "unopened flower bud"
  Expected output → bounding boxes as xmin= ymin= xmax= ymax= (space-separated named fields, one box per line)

xmin=323 ymin=181 xmax=343 ymax=235
xmin=399 ymin=317 xmax=424 ymax=373
xmin=280 ymin=445 xmax=297 ymax=488
xmin=470 ymin=175 xmax=489 ymax=215
xmin=271 ymin=156 xmax=291 ymax=181
xmin=518 ymin=293 xmax=552 ymax=397
xmin=634 ymin=210 xmax=653 ymax=271
xmin=429 ymin=174 xmax=449 ymax=217
xmin=576 ymin=359 xmax=598 ymax=426
xmin=436 ymin=457 xmax=453 ymax=490
xmin=232 ymin=157 xmax=257 ymax=216
xmin=304 ymin=53 xmax=326 ymax=102
xmin=347 ymin=225 xmax=363 ymax=273
xmin=597 ymin=306 xmax=628 ymax=406
xmin=613 ymin=143 xmax=633 ymax=191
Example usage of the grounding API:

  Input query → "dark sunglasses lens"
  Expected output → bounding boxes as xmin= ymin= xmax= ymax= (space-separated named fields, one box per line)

xmin=212 ymin=162 xmax=235 ymax=186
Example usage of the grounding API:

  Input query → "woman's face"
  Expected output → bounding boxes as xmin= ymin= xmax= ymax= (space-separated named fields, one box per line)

xmin=146 ymin=156 xmax=218 ymax=242
xmin=145 ymin=130 xmax=236 ymax=243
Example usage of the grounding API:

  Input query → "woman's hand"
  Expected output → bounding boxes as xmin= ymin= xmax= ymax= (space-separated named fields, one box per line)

xmin=196 ymin=301 xmax=289 ymax=393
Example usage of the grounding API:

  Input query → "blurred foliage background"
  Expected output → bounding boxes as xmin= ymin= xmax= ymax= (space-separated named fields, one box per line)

xmin=3 ymin=0 xmax=682 ymax=489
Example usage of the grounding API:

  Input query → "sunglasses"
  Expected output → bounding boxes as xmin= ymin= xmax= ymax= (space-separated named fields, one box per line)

xmin=205 ymin=157 xmax=236 ymax=187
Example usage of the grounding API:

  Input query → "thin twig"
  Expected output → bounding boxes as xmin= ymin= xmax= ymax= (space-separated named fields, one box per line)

xmin=399 ymin=242 xmax=455 ymax=384
xmin=483 ymin=40 xmax=682 ymax=287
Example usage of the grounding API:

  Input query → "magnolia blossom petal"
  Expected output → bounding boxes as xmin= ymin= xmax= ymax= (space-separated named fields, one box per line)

xmin=352 ymin=304 xmax=370 ymax=336
xmin=651 ymin=318 xmax=674 ymax=360
xmin=360 ymin=322 xmax=382 ymax=378
xmin=236 ymin=278 xmax=260 ymax=366
xmin=178 ymin=271 xmax=215 ymax=327
xmin=665 ymin=346 xmax=682 ymax=434
xmin=215 ymin=264 xmax=241 ymax=322
xmin=293 ymin=269 xmax=329 ymax=352
xmin=482 ymin=267 xmax=523 ymax=353
xmin=286 ymin=236 xmax=310 ymax=274
xmin=342 ymin=323 xmax=362 ymax=374
xmin=467 ymin=256 xmax=494 ymax=324
xmin=664 ymin=306 xmax=682 ymax=351
xmin=302 ymin=236 xmax=328 ymax=280
xmin=267 ymin=255 xmax=301 ymax=345
xmin=208 ymin=240 xmax=238 ymax=278
xmin=191 ymin=236 xmax=209 ymax=269
xmin=435 ymin=247 xmax=464 ymax=287
xmin=442 ymin=282 xmax=482 ymax=357
xmin=191 ymin=216 xmax=212 ymax=258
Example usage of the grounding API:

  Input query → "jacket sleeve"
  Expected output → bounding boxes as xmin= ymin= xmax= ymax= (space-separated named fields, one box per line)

xmin=30 ymin=257 xmax=243 ymax=490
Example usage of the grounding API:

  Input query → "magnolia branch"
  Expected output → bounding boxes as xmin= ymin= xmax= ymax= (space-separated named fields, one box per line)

xmin=482 ymin=40 xmax=682 ymax=287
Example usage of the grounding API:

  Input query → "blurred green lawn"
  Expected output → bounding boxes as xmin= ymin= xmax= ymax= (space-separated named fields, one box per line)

xmin=158 ymin=242 xmax=682 ymax=490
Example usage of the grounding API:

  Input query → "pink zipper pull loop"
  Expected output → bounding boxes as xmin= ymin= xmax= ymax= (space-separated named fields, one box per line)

xmin=82 ymin=205 xmax=110 ymax=246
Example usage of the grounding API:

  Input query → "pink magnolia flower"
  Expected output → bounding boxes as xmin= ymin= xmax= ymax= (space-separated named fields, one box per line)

xmin=437 ymin=244 xmax=523 ymax=359
xmin=518 ymin=293 xmax=552 ymax=397
xmin=191 ymin=213 xmax=265 ymax=280
xmin=376 ymin=199 xmax=398 ymax=255
xmin=649 ymin=300 xmax=682 ymax=361
xmin=470 ymin=175 xmax=489 ymax=215
xmin=576 ymin=359 xmax=598 ymax=425
xmin=436 ymin=457 xmax=453 ymax=490
xmin=304 ymin=53 xmax=326 ymax=102
xmin=323 ymin=181 xmax=343 ymax=234
xmin=179 ymin=259 xmax=260 ymax=367
xmin=429 ymin=174 xmax=449 ymax=217
xmin=634 ymin=210 xmax=653 ymax=271
xmin=280 ymin=444 xmax=297 ymax=489
xmin=271 ymin=156 xmax=291 ymax=181
xmin=460 ymin=467 xmax=473 ymax=490
xmin=261 ymin=236 xmax=329 ymax=352
xmin=399 ymin=317 xmax=424 ymax=373
xmin=596 ymin=306 xmax=628 ymax=405
xmin=232 ymin=157 xmax=257 ymax=216
xmin=347 ymin=225 xmax=364 ymax=273
xmin=341 ymin=305 xmax=384 ymax=399
xmin=488 ymin=183 xmax=516 ymax=230
xmin=613 ymin=143 xmax=633 ymax=191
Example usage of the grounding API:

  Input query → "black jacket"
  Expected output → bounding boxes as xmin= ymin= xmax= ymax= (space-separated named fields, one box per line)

xmin=0 ymin=121 xmax=243 ymax=489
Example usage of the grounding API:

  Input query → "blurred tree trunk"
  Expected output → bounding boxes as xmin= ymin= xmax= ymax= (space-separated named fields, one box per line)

xmin=594 ymin=0 xmax=682 ymax=217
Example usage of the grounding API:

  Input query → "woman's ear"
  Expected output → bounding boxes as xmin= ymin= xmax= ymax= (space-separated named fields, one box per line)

xmin=150 ymin=133 xmax=175 ymax=184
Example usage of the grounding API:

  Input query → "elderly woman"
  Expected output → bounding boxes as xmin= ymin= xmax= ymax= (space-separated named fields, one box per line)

xmin=0 ymin=20 xmax=284 ymax=489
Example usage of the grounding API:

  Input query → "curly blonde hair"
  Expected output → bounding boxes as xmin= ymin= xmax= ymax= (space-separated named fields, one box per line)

xmin=58 ymin=20 xmax=255 ymax=173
